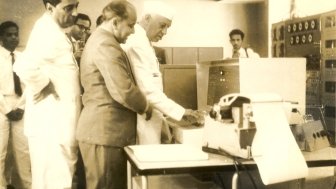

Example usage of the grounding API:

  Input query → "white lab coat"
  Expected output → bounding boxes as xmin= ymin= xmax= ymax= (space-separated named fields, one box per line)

xmin=13 ymin=13 xmax=80 ymax=189
xmin=123 ymin=24 xmax=185 ymax=144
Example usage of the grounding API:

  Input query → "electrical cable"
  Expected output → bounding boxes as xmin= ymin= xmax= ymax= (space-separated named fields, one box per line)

xmin=233 ymin=159 xmax=242 ymax=188
xmin=213 ymin=147 xmax=259 ymax=189
xmin=236 ymin=160 xmax=258 ymax=189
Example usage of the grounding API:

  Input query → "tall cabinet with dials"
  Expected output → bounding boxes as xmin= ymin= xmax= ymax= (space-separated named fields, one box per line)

xmin=271 ymin=10 xmax=336 ymax=139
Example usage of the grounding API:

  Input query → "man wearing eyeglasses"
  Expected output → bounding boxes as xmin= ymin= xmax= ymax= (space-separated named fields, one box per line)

xmin=67 ymin=12 xmax=91 ymax=189
xmin=68 ymin=13 xmax=91 ymax=64
xmin=13 ymin=0 xmax=81 ymax=188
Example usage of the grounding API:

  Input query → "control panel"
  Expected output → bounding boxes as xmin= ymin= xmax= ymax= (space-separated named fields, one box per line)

xmin=271 ymin=21 xmax=285 ymax=57
xmin=285 ymin=15 xmax=321 ymax=107
xmin=207 ymin=65 xmax=239 ymax=105
xmin=321 ymin=11 xmax=336 ymax=131
xmin=272 ymin=10 xmax=336 ymax=135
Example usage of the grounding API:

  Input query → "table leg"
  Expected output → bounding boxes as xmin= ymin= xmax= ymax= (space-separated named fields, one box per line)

xmin=232 ymin=172 xmax=238 ymax=189
xmin=127 ymin=161 xmax=132 ymax=189
xmin=298 ymin=178 xmax=306 ymax=189
xmin=141 ymin=175 xmax=148 ymax=189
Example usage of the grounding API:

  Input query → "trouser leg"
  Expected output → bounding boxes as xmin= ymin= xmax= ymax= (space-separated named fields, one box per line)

xmin=0 ymin=114 xmax=10 ymax=188
xmin=29 ymin=137 xmax=77 ymax=189
xmin=11 ymin=119 xmax=31 ymax=189
xmin=73 ymin=149 xmax=86 ymax=189
xmin=79 ymin=142 xmax=127 ymax=189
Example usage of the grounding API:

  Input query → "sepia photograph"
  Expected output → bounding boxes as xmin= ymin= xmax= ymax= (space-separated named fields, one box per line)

xmin=0 ymin=0 xmax=335 ymax=188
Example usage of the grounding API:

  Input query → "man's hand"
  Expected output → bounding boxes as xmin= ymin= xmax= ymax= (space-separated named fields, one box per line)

xmin=14 ymin=108 xmax=24 ymax=120
xmin=6 ymin=108 xmax=24 ymax=121
xmin=34 ymin=81 xmax=59 ymax=103
xmin=145 ymin=105 xmax=153 ymax=121
xmin=6 ymin=110 xmax=18 ymax=121
xmin=182 ymin=109 xmax=205 ymax=127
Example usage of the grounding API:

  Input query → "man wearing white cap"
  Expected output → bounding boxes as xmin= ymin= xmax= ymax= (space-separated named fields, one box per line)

xmin=123 ymin=1 xmax=202 ymax=144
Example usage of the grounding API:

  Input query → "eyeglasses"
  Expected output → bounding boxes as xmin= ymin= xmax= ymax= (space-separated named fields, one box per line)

xmin=76 ymin=24 xmax=90 ymax=32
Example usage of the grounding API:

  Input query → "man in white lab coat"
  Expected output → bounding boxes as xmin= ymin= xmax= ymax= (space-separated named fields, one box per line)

xmin=13 ymin=0 xmax=81 ymax=188
xmin=123 ymin=1 xmax=202 ymax=144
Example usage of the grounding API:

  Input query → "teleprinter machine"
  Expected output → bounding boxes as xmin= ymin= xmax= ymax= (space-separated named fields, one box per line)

xmin=202 ymin=93 xmax=308 ymax=185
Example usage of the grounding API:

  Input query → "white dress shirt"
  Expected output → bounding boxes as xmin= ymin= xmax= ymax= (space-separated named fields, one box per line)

xmin=231 ymin=47 xmax=260 ymax=58
xmin=0 ymin=46 xmax=24 ymax=114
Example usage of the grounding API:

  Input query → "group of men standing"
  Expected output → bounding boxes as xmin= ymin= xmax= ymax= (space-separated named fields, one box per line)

xmin=1 ymin=0 xmax=260 ymax=189
xmin=1 ymin=0 xmax=203 ymax=188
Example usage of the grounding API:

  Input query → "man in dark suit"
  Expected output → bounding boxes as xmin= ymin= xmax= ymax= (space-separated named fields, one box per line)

xmin=75 ymin=1 xmax=151 ymax=188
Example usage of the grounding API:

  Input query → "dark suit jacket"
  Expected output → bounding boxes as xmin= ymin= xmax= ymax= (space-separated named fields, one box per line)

xmin=76 ymin=28 xmax=148 ymax=147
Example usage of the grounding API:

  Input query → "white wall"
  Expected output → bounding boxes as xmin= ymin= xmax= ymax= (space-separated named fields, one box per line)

xmin=267 ymin=0 xmax=336 ymax=56
xmin=0 ymin=0 xmax=267 ymax=57
xmin=0 ymin=0 xmax=44 ymax=50
xmin=81 ymin=0 xmax=268 ymax=57
xmin=1 ymin=0 xmax=334 ymax=57
xmin=269 ymin=0 xmax=336 ymax=23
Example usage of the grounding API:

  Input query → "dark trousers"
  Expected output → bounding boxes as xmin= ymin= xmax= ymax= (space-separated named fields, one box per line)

xmin=73 ymin=150 xmax=86 ymax=189
xmin=79 ymin=142 xmax=127 ymax=189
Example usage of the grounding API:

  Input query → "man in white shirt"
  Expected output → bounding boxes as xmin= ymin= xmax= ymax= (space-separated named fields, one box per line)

xmin=0 ymin=21 xmax=31 ymax=189
xmin=123 ymin=1 xmax=202 ymax=144
xmin=229 ymin=29 xmax=260 ymax=58
xmin=13 ymin=0 xmax=80 ymax=188
xmin=68 ymin=13 xmax=91 ymax=64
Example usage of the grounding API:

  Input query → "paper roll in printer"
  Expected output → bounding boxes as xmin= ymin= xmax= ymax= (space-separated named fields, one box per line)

xmin=202 ymin=93 xmax=308 ymax=185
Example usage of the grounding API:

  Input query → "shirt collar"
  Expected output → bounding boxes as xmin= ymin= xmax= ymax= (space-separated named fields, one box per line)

xmin=232 ymin=47 xmax=242 ymax=53
xmin=136 ymin=24 xmax=152 ymax=46
xmin=0 ymin=45 xmax=15 ymax=58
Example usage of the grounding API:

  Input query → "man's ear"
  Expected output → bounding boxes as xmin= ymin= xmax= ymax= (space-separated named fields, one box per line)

xmin=144 ymin=14 xmax=152 ymax=23
xmin=111 ymin=17 xmax=120 ymax=28
xmin=46 ymin=3 xmax=54 ymax=13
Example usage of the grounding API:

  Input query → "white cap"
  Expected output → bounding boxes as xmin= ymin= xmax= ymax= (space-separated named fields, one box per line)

xmin=143 ymin=1 xmax=175 ymax=20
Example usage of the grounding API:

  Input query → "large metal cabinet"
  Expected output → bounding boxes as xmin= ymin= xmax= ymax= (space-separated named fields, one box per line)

xmin=271 ymin=10 xmax=336 ymax=137
xmin=158 ymin=47 xmax=223 ymax=110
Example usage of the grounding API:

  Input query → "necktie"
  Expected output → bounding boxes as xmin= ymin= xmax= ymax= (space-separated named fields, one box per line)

xmin=232 ymin=50 xmax=240 ymax=58
xmin=10 ymin=52 xmax=22 ymax=96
